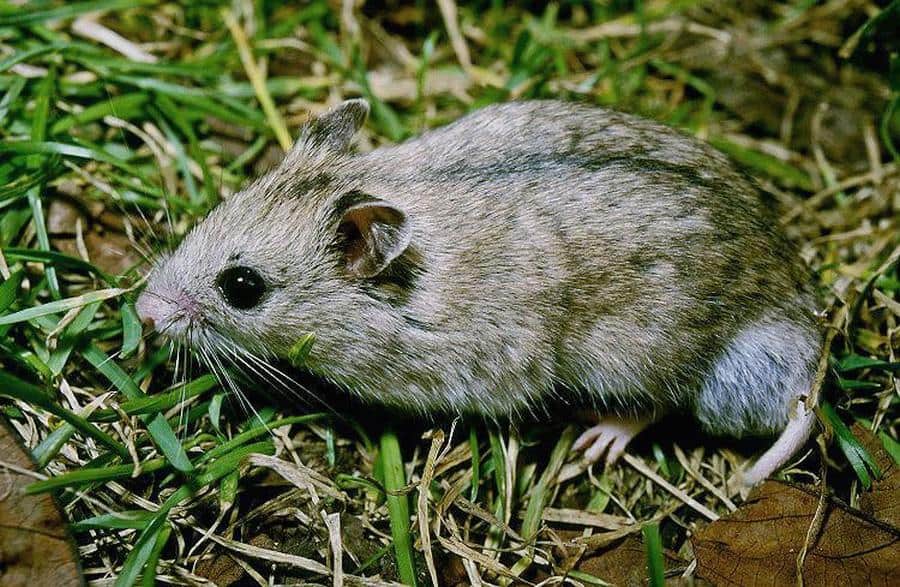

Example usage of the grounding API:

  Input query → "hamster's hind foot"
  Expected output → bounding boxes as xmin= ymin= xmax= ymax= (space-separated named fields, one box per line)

xmin=573 ymin=414 xmax=653 ymax=465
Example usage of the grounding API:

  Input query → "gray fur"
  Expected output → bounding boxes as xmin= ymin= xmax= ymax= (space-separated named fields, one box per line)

xmin=696 ymin=301 xmax=819 ymax=436
xmin=138 ymin=99 xmax=822 ymax=442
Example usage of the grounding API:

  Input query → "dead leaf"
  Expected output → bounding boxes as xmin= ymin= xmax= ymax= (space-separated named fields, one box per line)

xmin=438 ymin=553 xmax=470 ymax=587
xmin=851 ymin=423 xmax=899 ymax=527
xmin=194 ymin=551 xmax=245 ymax=587
xmin=574 ymin=535 xmax=658 ymax=586
xmin=559 ymin=530 xmax=686 ymax=586
xmin=47 ymin=194 xmax=146 ymax=276
xmin=195 ymin=532 xmax=282 ymax=586
xmin=0 ymin=417 xmax=84 ymax=587
xmin=693 ymin=480 xmax=900 ymax=586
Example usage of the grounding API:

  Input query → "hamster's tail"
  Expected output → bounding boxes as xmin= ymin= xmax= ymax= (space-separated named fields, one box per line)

xmin=739 ymin=398 xmax=817 ymax=488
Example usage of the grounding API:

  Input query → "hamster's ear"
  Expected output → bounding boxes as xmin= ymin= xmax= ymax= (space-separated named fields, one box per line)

xmin=296 ymin=99 xmax=369 ymax=154
xmin=334 ymin=193 xmax=411 ymax=278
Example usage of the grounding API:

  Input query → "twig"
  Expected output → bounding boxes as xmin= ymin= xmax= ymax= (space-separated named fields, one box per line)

xmin=222 ymin=9 xmax=293 ymax=151
xmin=673 ymin=445 xmax=737 ymax=512
xmin=418 ymin=429 xmax=444 ymax=587
xmin=795 ymin=437 xmax=829 ymax=587
xmin=782 ymin=162 xmax=898 ymax=223
xmin=622 ymin=453 xmax=720 ymax=522
xmin=437 ymin=0 xmax=472 ymax=72
xmin=322 ymin=510 xmax=344 ymax=587
xmin=72 ymin=16 xmax=157 ymax=63
xmin=206 ymin=533 xmax=331 ymax=575
xmin=571 ymin=18 xmax=732 ymax=44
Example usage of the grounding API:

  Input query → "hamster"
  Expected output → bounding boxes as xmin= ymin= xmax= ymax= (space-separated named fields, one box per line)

xmin=136 ymin=99 xmax=822 ymax=486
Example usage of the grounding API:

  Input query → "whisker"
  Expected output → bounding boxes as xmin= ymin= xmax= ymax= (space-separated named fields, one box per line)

xmin=177 ymin=321 xmax=193 ymax=440
xmin=195 ymin=342 xmax=241 ymax=413
xmin=237 ymin=347 xmax=338 ymax=414
xmin=210 ymin=343 xmax=273 ymax=437
xmin=199 ymin=335 xmax=272 ymax=437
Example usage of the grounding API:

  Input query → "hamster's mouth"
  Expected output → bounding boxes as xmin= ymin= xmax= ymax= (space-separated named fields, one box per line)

xmin=150 ymin=317 xmax=198 ymax=349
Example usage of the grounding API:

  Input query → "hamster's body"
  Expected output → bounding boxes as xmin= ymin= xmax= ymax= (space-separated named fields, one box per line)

xmin=138 ymin=100 xmax=822 ymax=485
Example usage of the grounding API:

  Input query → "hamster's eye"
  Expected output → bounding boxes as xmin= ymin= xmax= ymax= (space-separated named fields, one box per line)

xmin=216 ymin=266 xmax=266 ymax=310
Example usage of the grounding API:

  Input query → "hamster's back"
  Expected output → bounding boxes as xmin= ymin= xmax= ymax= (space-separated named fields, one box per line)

xmin=346 ymin=101 xmax=817 ymax=416
xmin=358 ymin=100 xmax=813 ymax=326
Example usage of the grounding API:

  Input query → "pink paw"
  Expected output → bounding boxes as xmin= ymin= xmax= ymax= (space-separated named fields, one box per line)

xmin=573 ymin=415 xmax=651 ymax=465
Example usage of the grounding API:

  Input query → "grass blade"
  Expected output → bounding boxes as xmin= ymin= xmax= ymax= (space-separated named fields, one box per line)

xmin=72 ymin=510 xmax=155 ymax=532
xmin=222 ymin=8 xmax=293 ymax=151
xmin=709 ymin=136 xmax=814 ymax=190
xmin=0 ymin=43 xmax=68 ymax=73
xmin=0 ymin=269 xmax=24 ymax=313
xmin=0 ymin=76 xmax=26 ymax=124
xmin=50 ymin=92 xmax=149 ymax=135
xmin=0 ymin=0 xmax=157 ymax=26
xmin=82 ymin=343 xmax=194 ymax=472
xmin=89 ymin=374 xmax=218 ymax=422
xmin=287 ymin=332 xmax=316 ymax=367
xmin=642 ymin=522 xmax=665 ymax=587
xmin=141 ymin=523 xmax=172 ymax=587
xmin=26 ymin=458 xmax=167 ymax=494
xmin=47 ymin=301 xmax=102 ymax=376
xmin=879 ymin=431 xmax=900 ymax=465
xmin=115 ymin=440 xmax=274 ymax=583
xmin=2 ymin=248 xmax=115 ymax=283
xmin=379 ymin=428 xmax=418 ymax=586
xmin=120 ymin=300 xmax=141 ymax=358
xmin=27 ymin=68 xmax=60 ymax=298
xmin=520 ymin=425 xmax=577 ymax=540
xmin=488 ymin=428 xmax=508 ymax=520
xmin=0 ymin=140 xmax=144 ymax=177
xmin=199 ymin=414 xmax=325 ymax=464
xmin=0 ymin=287 xmax=125 ymax=325
xmin=821 ymin=402 xmax=882 ymax=488
xmin=114 ymin=486 xmax=188 ymax=587
xmin=0 ymin=370 xmax=128 ymax=459
xmin=32 ymin=422 xmax=77 ymax=468
xmin=194 ymin=440 xmax=275 ymax=486
xmin=834 ymin=353 xmax=899 ymax=372
xmin=469 ymin=427 xmax=481 ymax=501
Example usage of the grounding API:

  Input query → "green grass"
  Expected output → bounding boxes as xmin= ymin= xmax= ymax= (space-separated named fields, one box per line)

xmin=379 ymin=428 xmax=419 ymax=587
xmin=642 ymin=522 xmax=666 ymax=587
xmin=0 ymin=1 xmax=898 ymax=585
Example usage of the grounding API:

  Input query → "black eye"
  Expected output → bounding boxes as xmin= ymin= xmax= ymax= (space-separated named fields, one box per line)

xmin=216 ymin=266 xmax=266 ymax=310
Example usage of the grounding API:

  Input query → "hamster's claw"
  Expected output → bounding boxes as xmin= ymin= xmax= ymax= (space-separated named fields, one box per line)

xmin=573 ymin=415 xmax=651 ymax=466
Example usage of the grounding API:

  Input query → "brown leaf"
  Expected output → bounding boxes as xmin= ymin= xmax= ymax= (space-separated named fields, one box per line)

xmin=195 ymin=532 xmax=278 ymax=586
xmin=194 ymin=552 xmax=245 ymax=587
xmin=563 ymin=531 xmax=687 ymax=586
xmin=438 ymin=553 xmax=470 ymax=587
xmin=851 ymin=423 xmax=899 ymax=528
xmin=692 ymin=481 xmax=900 ymax=586
xmin=47 ymin=193 xmax=145 ymax=276
xmin=575 ymin=535 xmax=654 ymax=586
xmin=0 ymin=417 xmax=84 ymax=587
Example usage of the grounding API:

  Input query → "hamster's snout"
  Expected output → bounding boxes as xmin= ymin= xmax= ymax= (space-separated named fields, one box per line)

xmin=136 ymin=289 xmax=195 ymax=338
xmin=135 ymin=291 xmax=166 ymax=331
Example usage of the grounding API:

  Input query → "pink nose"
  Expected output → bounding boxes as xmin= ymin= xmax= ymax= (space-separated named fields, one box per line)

xmin=135 ymin=293 xmax=165 ymax=332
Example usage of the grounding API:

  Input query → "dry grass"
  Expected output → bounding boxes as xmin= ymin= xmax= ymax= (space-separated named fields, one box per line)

xmin=0 ymin=1 xmax=897 ymax=585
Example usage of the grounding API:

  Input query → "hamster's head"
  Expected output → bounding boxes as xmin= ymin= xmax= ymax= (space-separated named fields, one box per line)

xmin=136 ymin=99 xmax=413 ymax=372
